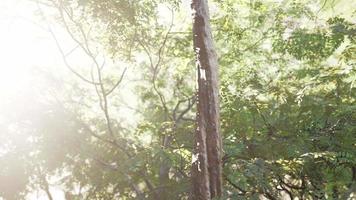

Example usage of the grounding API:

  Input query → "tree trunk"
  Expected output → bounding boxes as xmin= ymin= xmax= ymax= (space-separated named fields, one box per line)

xmin=191 ymin=0 xmax=223 ymax=199
xmin=158 ymin=134 xmax=172 ymax=200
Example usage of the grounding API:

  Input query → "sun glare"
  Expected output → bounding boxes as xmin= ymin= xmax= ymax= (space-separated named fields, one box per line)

xmin=0 ymin=0 xmax=68 ymax=102
xmin=0 ymin=0 xmax=354 ymax=199
xmin=0 ymin=1 xmax=66 ymax=199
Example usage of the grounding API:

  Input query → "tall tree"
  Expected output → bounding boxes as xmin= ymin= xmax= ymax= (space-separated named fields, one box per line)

xmin=191 ymin=0 xmax=223 ymax=199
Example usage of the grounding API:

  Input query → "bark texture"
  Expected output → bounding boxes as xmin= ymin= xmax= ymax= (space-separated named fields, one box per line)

xmin=191 ymin=0 xmax=223 ymax=199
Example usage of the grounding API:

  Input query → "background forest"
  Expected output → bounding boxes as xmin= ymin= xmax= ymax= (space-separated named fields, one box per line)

xmin=0 ymin=0 xmax=355 ymax=199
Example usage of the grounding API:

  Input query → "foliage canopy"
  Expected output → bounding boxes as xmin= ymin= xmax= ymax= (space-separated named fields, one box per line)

xmin=0 ymin=0 xmax=355 ymax=199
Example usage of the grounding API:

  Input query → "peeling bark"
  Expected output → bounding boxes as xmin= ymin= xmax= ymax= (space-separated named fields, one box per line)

xmin=191 ymin=0 xmax=223 ymax=199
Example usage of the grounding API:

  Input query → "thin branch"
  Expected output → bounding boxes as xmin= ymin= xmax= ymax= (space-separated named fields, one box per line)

xmin=36 ymin=1 xmax=99 ymax=85
xmin=223 ymin=174 xmax=246 ymax=195
xmin=280 ymin=183 xmax=294 ymax=200
xmin=90 ymin=66 xmax=105 ymax=111
xmin=278 ymin=176 xmax=305 ymax=190
xmin=48 ymin=24 xmax=99 ymax=85
xmin=153 ymin=8 xmax=175 ymax=79
xmin=263 ymin=191 xmax=277 ymax=200
xmin=105 ymin=67 xmax=128 ymax=96
xmin=52 ymin=1 xmax=128 ymax=147
xmin=176 ymin=96 xmax=196 ymax=123
xmin=35 ymin=166 xmax=54 ymax=200
xmin=151 ymin=9 xmax=175 ymax=119
xmin=64 ymin=44 xmax=80 ymax=57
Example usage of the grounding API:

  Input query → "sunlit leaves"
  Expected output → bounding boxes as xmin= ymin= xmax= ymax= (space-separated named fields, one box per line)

xmin=0 ymin=0 xmax=355 ymax=199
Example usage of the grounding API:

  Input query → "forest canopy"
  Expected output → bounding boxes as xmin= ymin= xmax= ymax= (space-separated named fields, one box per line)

xmin=0 ymin=0 xmax=355 ymax=199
